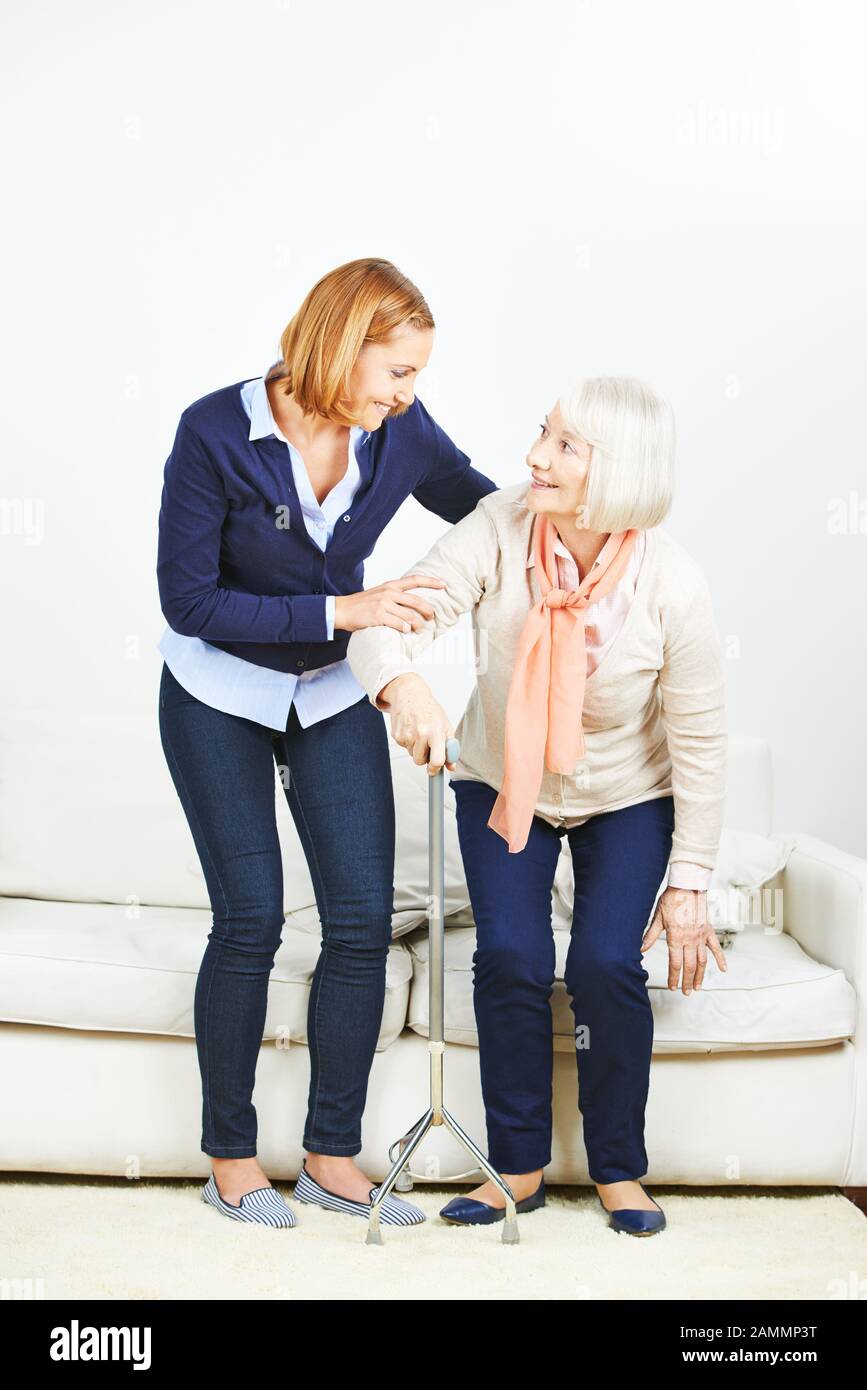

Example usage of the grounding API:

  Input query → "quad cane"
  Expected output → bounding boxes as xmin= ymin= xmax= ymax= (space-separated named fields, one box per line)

xmin=365 ymin=736 xmax=520 ymax=1245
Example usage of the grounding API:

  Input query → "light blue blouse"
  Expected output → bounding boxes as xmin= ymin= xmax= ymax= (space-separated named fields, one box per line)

xmin=157 ymin=370 xmax=370 ymax=731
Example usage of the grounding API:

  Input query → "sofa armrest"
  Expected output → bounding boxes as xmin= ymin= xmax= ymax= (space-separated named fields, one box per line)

xmin=778 ymin=832 xmax=867 ymax=1187
xmin=778 ymin=832 xmax=867 ymax=997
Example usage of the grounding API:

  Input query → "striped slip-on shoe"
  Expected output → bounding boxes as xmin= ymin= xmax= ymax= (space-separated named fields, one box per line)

xmin=294 ymin=1159 xmax=426 ymax=1227
xmin=201 ymin=1172 xmax=297 ymax=1228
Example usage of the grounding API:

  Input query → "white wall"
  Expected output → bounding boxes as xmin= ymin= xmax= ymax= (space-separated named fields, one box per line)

xmin=2 ymin=0 xmax=865 ymax=855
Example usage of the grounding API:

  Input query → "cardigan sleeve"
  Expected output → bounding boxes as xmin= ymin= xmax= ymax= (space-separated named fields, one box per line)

xmin=409 ymin=397 xmax=499 ymax=522
xmin=346 ymin=499 xmax=499 ymax=709
xmin=657 ymin=565 xmax=728 ymax=874
xmin=156 ymin=415 xmax=328 ymax=644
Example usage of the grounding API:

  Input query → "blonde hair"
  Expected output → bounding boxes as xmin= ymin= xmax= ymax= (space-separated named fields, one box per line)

xmin=267 ymin=258 xmax=435 ymax=426
xmin=557 ymin=376 xmax=675 ymax=531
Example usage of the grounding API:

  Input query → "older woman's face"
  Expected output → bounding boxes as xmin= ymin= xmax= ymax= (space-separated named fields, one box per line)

xmin=525 ymin=402 xmax=593 ymax=520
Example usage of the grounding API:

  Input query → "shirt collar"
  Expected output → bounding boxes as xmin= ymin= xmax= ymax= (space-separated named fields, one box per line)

xmin=526 ymin=532 xmax=577 ymax=568
xmin=526 ymin=531 xmax=645 ymax=571
xmin=245 ymin=369 xmax=370 ymax=446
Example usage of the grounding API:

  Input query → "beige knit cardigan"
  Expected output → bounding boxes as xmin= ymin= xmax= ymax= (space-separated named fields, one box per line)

xmin=346 ymin=481 xmax=727 ymax=872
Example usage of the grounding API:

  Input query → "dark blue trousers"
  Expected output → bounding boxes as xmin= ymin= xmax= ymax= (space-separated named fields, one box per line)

xmin=158 ymin=662 xmax=395 ymax=1160
xmin=450 ymin=777 xmax=675 ymax=1183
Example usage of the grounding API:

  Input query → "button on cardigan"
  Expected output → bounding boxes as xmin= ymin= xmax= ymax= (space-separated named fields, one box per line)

xmin=155 ymin=374 xmax=499 ymax=688
xmin=346 ymin=481 xmax=728 ymax=881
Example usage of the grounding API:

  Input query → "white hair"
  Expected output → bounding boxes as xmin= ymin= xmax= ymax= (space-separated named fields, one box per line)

xmin=556 ymin=376 xmax=675 ymax=531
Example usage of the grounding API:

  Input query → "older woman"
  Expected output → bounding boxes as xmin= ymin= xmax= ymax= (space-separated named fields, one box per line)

xmin=346 ymin=376 xmax=728 ymax=1236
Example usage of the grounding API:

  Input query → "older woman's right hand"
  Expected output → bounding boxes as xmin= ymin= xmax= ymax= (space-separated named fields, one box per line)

xmin=376 ymin=673 xmax=457 ymax=775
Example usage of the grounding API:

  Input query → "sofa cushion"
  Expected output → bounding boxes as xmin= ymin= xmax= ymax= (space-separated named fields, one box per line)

xmin=0 ymin=709 xmax=567 ymax=939
xmin=0 ymin=897 xmax=413 ymax=1051
xmin=403 ymin=921 xmax=856 ymax=1054
xmin=710 ymin=829 xmax=796 ymax=890
xmin=706 ymin=829 xmax=795 ymax=932
xmin=0 ymin=710 xmax=448 ymax=935
xmin=0 ymin=709 xmax=321 ymax=914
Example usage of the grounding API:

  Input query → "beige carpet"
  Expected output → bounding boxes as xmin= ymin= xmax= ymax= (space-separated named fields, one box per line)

xmin=2 ymin=1175 xmax=865 ymax=1300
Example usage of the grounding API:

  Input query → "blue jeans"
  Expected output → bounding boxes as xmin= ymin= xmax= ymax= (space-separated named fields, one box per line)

xmin=450 ymin=777 xmax=675 ymax=1183
xmin=157 ymin=662 xmax=395 ymax=1159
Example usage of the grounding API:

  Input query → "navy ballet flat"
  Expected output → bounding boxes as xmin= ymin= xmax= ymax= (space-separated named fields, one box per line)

xmin=597 ymin=1182 xmax=666 ymax=1235
xmin=439 ymin=1176 xmax=546 ymax=1225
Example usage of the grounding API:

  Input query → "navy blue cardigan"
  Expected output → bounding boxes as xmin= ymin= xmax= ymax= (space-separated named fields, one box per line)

xmin=156 ymin=380 xmax=499 ymax=674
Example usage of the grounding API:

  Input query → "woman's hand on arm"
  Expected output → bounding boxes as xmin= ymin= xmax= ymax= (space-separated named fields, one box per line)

xmin=375 ymin=672 xmax=457 ymax=776
xmin=641 ymin=887 xmax=727 ymax=994
xmin=345 ymin=499 xmax=498 ymax=736
xmin=333 ymin=575 xmax=447 ymax=634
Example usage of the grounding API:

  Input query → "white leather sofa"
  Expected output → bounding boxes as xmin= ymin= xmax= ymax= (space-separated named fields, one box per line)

xmin=0 ymin=709 xmax=864 ymax=1194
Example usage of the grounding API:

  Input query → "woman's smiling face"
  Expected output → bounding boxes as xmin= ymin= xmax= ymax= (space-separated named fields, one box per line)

xmin=525 ymin=401 xmax=593 ymax=518
xmin=348 ymin=325 xmax=435 ymax=430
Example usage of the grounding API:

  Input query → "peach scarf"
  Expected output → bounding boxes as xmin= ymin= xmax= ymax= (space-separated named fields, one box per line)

xmin=486 ymin=514 xmax=640 ymax=853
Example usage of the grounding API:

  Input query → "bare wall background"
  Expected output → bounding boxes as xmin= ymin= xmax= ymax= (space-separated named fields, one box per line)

xmin=2 ymin=0 xmax=865 ymax=854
